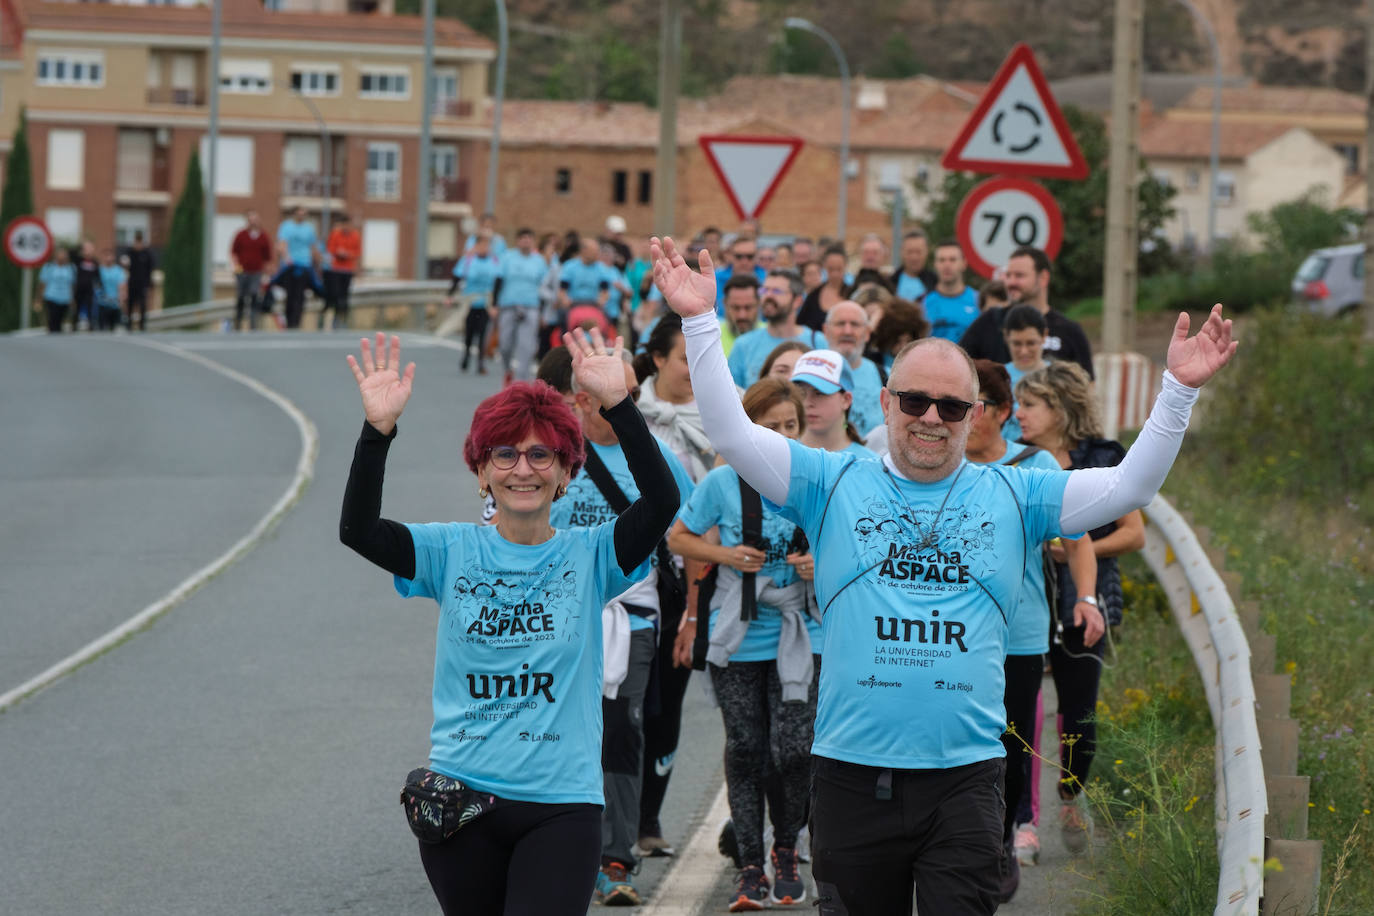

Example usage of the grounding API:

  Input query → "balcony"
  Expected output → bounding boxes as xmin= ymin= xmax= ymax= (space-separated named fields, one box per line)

xmin=430 ymin=176 xmax=469 ymax=204
xmin=365 ymin=173 xmax=400 ymax=202
xmin=146 ymin=87 xmax=205 ymax=107
xmin=282 ymin=171 xmax=345 ymax=198
xmin=431 ymin=99 xmax=474 ymax=119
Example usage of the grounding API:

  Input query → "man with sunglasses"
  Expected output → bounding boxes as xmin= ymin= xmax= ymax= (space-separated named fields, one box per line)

xmin=726 ymin=269 xmax=823 ymax=387
xmin=651 ymin=236 xmax=1237 ymax=916
xmin=714 ymin=235 xmax=767 ymax=314
xmin=550 ymin=353 xmax=696 ymax=906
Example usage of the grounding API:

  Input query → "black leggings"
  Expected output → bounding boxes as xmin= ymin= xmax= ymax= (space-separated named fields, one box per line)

xmin=418 ymin=799 xmax=601 ymax=916
xmin=638 ymin=604 xmax=692 ymax=840
xmin=44 ymin=301 xmax=67 ymax=333
xmin=1049 ymin=624 xmax=1104 ymax=799
xmin=464 ymin=307 xmax=490 ymax=367
xmin=709 ymin=657 xmax=818 ymax=867
xmin=1001 ymin=653 xmax=1044 ymax=842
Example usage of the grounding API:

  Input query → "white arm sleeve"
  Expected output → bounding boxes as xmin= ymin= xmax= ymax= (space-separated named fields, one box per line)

xmin=682 ymin=312 xmax=793 ymax=505
xmin=1059 ymin=371 xmax=1199 ymax=534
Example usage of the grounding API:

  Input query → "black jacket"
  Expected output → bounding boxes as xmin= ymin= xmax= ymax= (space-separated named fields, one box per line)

xmin=1054 ymin=437 xmax=1126 ymax=626
xmin=958 ymin=306 xmax=1095 ymax=379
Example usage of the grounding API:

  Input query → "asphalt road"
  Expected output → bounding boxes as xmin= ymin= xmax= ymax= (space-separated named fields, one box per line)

xmin=0 ymin=330 xmax=1096 ymax=915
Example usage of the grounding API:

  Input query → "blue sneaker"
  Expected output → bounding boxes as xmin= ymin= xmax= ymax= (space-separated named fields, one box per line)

xmin=728 ymin=865 xmax=769 ymax=912
xmin=770 ymin=846 xmax=806 ymax=905
xmin=595 ymin=861 xmax=641 ymax=906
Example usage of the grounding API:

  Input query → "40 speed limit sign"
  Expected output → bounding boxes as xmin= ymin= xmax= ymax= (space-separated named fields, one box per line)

xmin=955 ymin=176 xmax=1063 ymax=279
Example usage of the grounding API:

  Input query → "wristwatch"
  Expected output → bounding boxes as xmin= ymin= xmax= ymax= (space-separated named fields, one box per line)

xmin=1076 ymin=596 xmax=1099 ymax=607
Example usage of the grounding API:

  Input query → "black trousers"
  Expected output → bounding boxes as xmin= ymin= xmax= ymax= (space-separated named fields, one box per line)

xmin=464 ymin=307 xmax=491 ymax=368
xmin=810 ymin=756 xmax=1006 ymax=916
xmin=44 ymin=300 xmax=67 ymax=333
xmin=322 ymin=269 xmax=354 ymax=329
xmin=1001 ymin=653 xmax=1045 ymax=843
xmin=1049 ymin=624 xmax=1105 ymax=799
xmin=280 ymin=267 xmax=311 ymax=329
xmin=418 ymin=799 xmax=601 ymax=916
xmin=127 ymin=285 xmax=148 ymax=331
xmin=638 ymin=598 xmax=692 ymax=841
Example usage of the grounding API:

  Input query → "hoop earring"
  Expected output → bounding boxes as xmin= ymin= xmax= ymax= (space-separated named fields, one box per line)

xmin=478 ymin=486 xmax=489 ymax=498
xmin=555 ymin=485 xmax=566 ymax=500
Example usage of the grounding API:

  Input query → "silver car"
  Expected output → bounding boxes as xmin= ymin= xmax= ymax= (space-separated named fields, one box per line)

xmin=1292 ymin=243 xmax=1363 ymax=317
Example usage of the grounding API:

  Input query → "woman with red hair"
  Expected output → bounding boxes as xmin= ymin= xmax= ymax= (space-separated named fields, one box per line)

xmin=339 ymin=329 xmax=679 ymax=916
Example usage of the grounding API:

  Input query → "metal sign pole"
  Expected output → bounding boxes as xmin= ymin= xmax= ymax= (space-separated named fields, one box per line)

xmin=20 ymin=267 xmax=32 ymax=331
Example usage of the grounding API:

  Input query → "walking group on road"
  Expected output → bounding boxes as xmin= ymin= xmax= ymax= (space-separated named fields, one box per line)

xmin=339 ymin=219 xmax=1237 ymax=915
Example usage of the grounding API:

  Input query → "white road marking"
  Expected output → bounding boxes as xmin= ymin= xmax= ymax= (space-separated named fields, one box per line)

xmin=641 ymin=783 xmax=731 ymax=916
xmin=0 ymin=336 xmax=319 ymax=714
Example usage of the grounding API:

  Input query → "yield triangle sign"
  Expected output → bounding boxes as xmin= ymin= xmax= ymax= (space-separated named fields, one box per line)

xmin=698 ymin=135 xmax=804 ymax=220
xmin=942 ymin=43 xmax=1089 ymax=180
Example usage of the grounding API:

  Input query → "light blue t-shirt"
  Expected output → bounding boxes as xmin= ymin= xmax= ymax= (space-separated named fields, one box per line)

xmin=1002 ymin=361 xmax=1047 ymax=443
xmin=924 ymin=287 xmax=981 ymax=342
xmin=559 ymin=259 xmax=609 ymax=304
xmin=773 ymin=440 xmax=1070 ymax=769
xmin=455 ymin=253 xmax=502 ymax=308
xmin=496 ymin=250 xmax=548 ymax=307
xmin=277 ymin=220 xmax=318 ymax=267
xmin=678 ymin=466 xmax=822 ymax=662
xmin=465 ymin=233 xmax=507 ymax=258
xmin=727 ymin=325 xmax=823 ymax=388
xmin=39 ymin=262 xmax=76 ymax=303
xmin=549 ymin=438 xmax=695 ymax=631
xmin=989 ymin=441 xmax=1069 ymax=655
xmin=97 ymin=265 xmax=126 ymax=306
xmin=894 ymin=271 xmax=927 ymax=301
xmin=395 ymin=522 xmax=649 ymax=805
xmin=847 ymin=358 xmax=885 ymax=438
xmin=598 ymin=262 xmax=628 ymax=321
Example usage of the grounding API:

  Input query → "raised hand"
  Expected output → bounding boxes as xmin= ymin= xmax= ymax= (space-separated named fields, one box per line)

xmin=567 ymin=326 xmax=629 ymax=408
xmin=650 ymin=236 xmax=717 ymax=319
xmin=1166 ymin=304 xmax=1238 ymax=388
xmin=346 ymin=332 xmax=415 ymax=435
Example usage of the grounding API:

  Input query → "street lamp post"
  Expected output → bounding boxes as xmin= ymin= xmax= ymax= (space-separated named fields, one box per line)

xmin=202 ymin=0 xmax=222 ymax=303
xmin=486 ymin=0 xmax=508 ymax=219
xmin=288 ymin=88 xmax=332 ymax=245
xmin=415 ymin=0 xmax=436 ymax=280
xmin=1174 ymin=0 xmax=1221 ymax=252
xmin=784 ymin=17 xmax=849 ymax=245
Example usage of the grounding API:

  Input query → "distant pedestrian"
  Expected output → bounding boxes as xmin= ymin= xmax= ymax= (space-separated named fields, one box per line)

xmin=95 ymin=248 xmax=127 ymax=331
xmin=727 ymin=272 xmax=822 ymax=388
xmin=231 ymin=210 xmax=273 ymax=332
xmin=922 ymin=241 xmax=981 ymax=343
xmin=796 ymin=246 xmax=850 ymax=332
xmin=495 ymin=227 xmax=549 ymax=384
xmin=890 ymin=229 xmax=937 ymax=301
xmin=72 ymin=241 xmax=99 ymax=331
xmin=1000 ymin=304 xmax=1051 ymax=442
xmin=123 ymin=231 xmax=155 ymax=332
xmin=823 ymin=301 xmax=886 ymax=438
xmin=323 ymin=214 xmax=361 ymax=331
xmin=448 ymin=233 xmax=501 ymax=374
xmin=464 ymin=211 xmax=507 ymax=258
xmin=39 ymin=248 xmax=76 ymax=333
xmin=275 ymin=206 xmax=323 ymax=329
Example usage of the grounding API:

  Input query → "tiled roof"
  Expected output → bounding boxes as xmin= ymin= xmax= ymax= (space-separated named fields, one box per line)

xmin=1138 ymin=119 xmax=1295 ymax=160
xmin=1174 ymin=85 xmax=1364 ymax=116
xmin=13 ymin=0 xmax=492 ymax=50
xmin=497 ymin=100 xmax=748 ymax=148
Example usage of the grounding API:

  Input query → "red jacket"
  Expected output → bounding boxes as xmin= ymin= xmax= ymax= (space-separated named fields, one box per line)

xmin=327 ymin=228 xmax=362 ymax=272
xmin=232 ymin=228 xmax=273 ymax=273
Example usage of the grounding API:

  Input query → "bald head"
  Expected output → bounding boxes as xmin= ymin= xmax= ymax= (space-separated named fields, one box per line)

xmin=889 ymin=337 xmax=979 ymax=402
xmin=824 ymin=300 xmax=870 ymax=364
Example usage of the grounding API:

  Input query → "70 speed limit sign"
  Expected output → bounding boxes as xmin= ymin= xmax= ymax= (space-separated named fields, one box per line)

xmin=954 ymin=176 xmax=1063 ymax=279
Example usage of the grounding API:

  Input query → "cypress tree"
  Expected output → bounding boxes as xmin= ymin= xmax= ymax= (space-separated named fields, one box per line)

xmin=0 ymin=108 xmax=36 ymax=331
xmin=161 ymin=151 xmax=205 ymax=308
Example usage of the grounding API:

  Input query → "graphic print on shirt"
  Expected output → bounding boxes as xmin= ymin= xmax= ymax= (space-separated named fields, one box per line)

xmin=447 ymin=559 xmax=584 ymax=653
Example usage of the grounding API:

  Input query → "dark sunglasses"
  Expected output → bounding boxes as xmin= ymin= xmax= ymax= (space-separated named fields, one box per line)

xmin=486 ymin=445 xmax=562 ymax=470
xmin=887 ymin=390 xmax=976 ymax=422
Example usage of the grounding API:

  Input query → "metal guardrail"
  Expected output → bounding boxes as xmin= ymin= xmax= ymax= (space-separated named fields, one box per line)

xmin=1139 ymin=494 xmax=1266 ymax=915
xmin=143 ymin=280 xmax=452 ymax=332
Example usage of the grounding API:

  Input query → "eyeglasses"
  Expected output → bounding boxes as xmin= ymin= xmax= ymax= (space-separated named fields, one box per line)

xmin=734 ymin=251 xmax=756 ymax=260
xmin=759 ymin=285 xmax=791 ymax=297
xmin=887 ymin=390 xmax=976 ymax=422
xmin=486 ymin=445 xmax=562 ymax=470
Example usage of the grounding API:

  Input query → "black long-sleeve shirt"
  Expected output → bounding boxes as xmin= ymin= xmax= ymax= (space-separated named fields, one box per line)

xmin=958 ymin=305 xmax=1096 ymax=379
xmin=338 ymin=397 xmax=678 ymax=579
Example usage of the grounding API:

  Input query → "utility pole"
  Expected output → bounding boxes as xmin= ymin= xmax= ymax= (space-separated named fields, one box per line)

xmin=415 ymin=0 xmax=436 ymax=280
xmin=653 ymin=0 xmax=681 ymax=237
xmin=1364 ymin=0 xmax=1374 ymax=341
xmin=486 ymin=0 xmax=508 ymax=221
xmin=202 ymin=0 xmax=221 ymax=303
xmin=1101 ymin=0 xmax=1143 ymax=354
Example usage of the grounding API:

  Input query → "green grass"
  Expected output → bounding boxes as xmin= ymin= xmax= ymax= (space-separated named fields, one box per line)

xmin=1064 ymin=251 xmax=1293 ymax=320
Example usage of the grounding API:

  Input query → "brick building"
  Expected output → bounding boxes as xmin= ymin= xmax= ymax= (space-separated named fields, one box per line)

xmin=0 ymin=0 xmax=494 ymax=283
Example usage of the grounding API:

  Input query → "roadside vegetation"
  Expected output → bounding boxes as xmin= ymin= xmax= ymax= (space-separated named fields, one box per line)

xmin=1075 ymin=308 xmax=1373 ymax=912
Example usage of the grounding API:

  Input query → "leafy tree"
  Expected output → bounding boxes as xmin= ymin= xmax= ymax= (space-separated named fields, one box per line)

xmin=1245 ymin=188 xmax=1361 ymax=276
xmin=918 ymin=105 xmax=1177 ymax=302
xmin=0 ymin=108 xmax=35 ymax=331
xmin=161 ymin=151 xmax=205 ymax=308
xmin=868 ymin=33 xmax=921 ymax=79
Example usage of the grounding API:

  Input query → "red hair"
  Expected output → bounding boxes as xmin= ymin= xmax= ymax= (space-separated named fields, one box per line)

xmin=463 ymin=381 xmax=585 ymax=477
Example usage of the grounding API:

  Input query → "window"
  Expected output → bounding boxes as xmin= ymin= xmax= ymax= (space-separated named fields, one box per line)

xmin=116 ymin=129 xmax=155 ymax=190
xmin=359 ymin=68 xmax=409 ymax=99
xmin=637 ymin=170 xmax=652 ymax=205
xmin=115 ymin=209 xmax=151 ymax=247
xmin=428 ymin=220 xmax=457 ymax=259
xmin=283 ymin=136 xmax=321 ymax=174
xmin=612 ymin=170 xmax=627 ymax=204
xmin=1184 ymin=169 xmax=1200 ymax=190
xmin=431 ymin=144 xmax=457 ymax=180
xmin=45 ymin=207 xmax=82 ymax=244
xmin=362 ymin=219 xmax=399 ymax=277
xmin=366 ymin=142 xmax=400 ymax=200
xmin=211 ymin=214 xmax=245 ymax=272
xmin=555 ymin=168 xmax=571 ymax=195
xmin=290 ymin=66 xmax=339 ymax=97
xmin=1333 ymin=143 xmax=1360 ymax=176
xmin=37 ymin=50 xmax=104 ymax=87
xmin=1215 ymin=171 xmax=1236 ymax=205
xmin=47 ymin=128 xmax=85 ymax=190
xmin=1150 ymin=168 xmax=1173 ymax=190
xmin=170 ymin=53 xmax=198 ymax=90
xmin=199 ymin=135 xmax=255 ymax=196
xmin=430 ymin=68 xmax=459 ymax=115
xmin=220 ymin=58 xmax=271 ymax=94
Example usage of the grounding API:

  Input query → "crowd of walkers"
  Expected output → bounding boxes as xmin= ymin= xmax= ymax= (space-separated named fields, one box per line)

xmin=338 ymin=217 xmax=1238 ymax=915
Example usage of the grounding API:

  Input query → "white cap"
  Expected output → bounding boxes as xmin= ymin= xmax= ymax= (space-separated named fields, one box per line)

xmin=790 ymin=349 xmax=854 ymax=395
xmin=605 ymin=215 xmax=627 ymax=233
